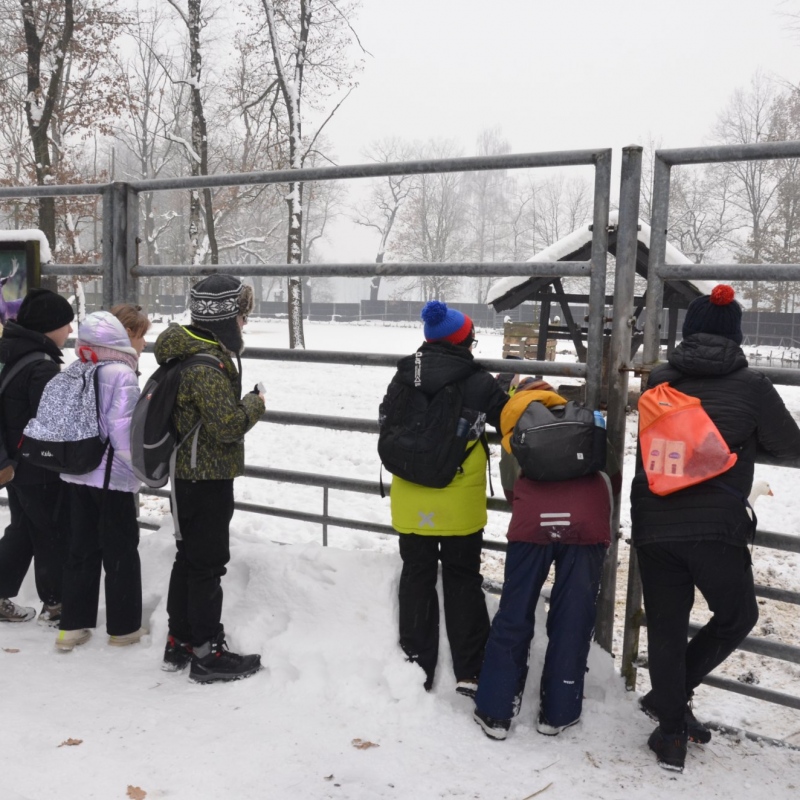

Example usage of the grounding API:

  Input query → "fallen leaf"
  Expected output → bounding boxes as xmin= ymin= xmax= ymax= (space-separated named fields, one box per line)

xmin=351 ymin=738 xmax=379 ymax=750
xmin=126 ymin=786 xmax=147 ymax=800
xmin=323 ymin=775 xmax=334 ymax=781
xmin=2 ymin=648 xmax=20 ymax=653
xmin=58 ymin=738 xmax=83 ymax=748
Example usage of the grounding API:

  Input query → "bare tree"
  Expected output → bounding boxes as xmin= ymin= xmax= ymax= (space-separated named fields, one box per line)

xmin=351 ymin=138 xmax=414 ymax=301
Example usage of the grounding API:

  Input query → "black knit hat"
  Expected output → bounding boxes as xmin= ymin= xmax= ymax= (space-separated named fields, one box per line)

xmin=682 ymin=284 xmax=743 ymax=345
xmin=190 ymin=275 xmax=254 ymax=354
xmin=16 ymin=288 xmax=74 ymax=334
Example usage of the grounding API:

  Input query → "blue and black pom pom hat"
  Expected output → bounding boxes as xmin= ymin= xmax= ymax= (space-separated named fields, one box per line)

xmin=420 ymin=300 xmax=474 ymax=345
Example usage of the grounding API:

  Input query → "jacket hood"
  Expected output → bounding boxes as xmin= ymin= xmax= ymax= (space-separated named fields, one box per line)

xmin=395 ymin=341 xmax=477 ymax=394
xmin=76 ymin=311 xmax=137 ymax=357
xmin=500 ymin=388 xmax=568 ymax=452
xmin=669 ymin=333 xmax=748 ymax=377
xmin=154 ymin=323 xmax=235 ymax=371
xmin=0 ymin=320 xmax=64 ymax=365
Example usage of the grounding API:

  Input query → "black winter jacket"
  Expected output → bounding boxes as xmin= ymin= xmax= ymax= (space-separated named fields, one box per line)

xmin=0 ymin=322 xmax=65 ymax=484
xmin=392 ymin=341 xmax=508 ymax=432
xmin=631 ymin=333 xmax=800 ymax=547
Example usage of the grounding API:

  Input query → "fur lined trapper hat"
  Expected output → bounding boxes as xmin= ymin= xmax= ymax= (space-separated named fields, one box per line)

xmin=190 ymin=275 xmax=254 ymax=355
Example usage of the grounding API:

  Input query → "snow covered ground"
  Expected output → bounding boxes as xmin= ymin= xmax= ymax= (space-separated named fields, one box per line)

xmin=1 ymin=319 xmax=799 ymax=800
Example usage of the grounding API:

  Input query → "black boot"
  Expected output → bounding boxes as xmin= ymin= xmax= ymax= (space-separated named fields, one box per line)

xmin=189 ymin=632 xmax=262 ymax=684
xmin=648 ymin=725 xmax=688 ymax=772
xmin=162 ymin=635 xmax=193 ymax=672
xmin=639 ymin=692 xmax=712 ymax=744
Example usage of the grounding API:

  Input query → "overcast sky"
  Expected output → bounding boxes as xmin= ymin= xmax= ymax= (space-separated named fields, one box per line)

xmin=325 ymin=0 xmax=800 ymax=160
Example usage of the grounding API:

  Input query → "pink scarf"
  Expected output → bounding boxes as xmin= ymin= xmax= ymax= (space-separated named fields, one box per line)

xmin=77 ymin=343 xmax=138 ymax=373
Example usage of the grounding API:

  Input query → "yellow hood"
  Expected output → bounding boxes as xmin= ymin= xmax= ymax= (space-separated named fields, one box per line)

xmin=500 ymin=389 xmax=568 ymax=453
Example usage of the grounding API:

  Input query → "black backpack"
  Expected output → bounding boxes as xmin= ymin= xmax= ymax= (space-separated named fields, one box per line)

xmin=378 ymin=377 xmax=478 ymax=489
xmin=130 ymin=353 xmax=226 ymax=488
xmin=510 ymin=400 xmax=606 ymax=481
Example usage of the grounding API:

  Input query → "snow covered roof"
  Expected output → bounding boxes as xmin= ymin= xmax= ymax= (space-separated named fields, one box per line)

xmin=0 ymin=229 xmax=53 ymax=263
xmin=486 ymin=210 xmax=715 ymax=307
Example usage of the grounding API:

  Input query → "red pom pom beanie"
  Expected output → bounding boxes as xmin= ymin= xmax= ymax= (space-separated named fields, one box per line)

xmin=421 ymin=300 xmax=474 ymax=345
xmin=681 ymin=284 xmax=743 ymax=345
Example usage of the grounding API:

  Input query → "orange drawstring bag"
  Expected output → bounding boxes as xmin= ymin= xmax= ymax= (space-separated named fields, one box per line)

xmin=638 ymin=383 xmax=737 ymax=496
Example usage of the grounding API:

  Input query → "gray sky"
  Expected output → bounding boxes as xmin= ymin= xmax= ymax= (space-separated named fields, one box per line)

xmin=326 ymin=0 xmax=800 ymax=160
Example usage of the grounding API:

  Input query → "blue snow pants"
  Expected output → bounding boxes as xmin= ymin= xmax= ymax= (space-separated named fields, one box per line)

xmin=475 ymin=542 xmax=607 ymax=727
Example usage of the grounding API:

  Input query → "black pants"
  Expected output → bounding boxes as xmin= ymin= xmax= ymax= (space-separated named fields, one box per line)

xmin=637 ymin=540 xmax=759 ymax=733
xmin=0 ymin=482 xmax=70 ymax=605
xmin=167 ymin=479 xmax=234 ymax=647
xmin=60 ymin=485 xmax=142 ymax=636
xmin=398 ymin=530 xmax=490 ymax=687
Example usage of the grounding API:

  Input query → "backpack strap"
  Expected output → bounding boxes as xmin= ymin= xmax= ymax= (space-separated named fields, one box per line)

xmin=0 ymin=352 xmax=53 ymax=395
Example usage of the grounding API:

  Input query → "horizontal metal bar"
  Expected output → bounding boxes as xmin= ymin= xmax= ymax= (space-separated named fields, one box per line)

xmin=0 ymin=183 xmax=109 ymax=199
xmin=246 ymin=347 xmax=588 ymax=377
xmin=754 ymin=584 xmax=800 ymax=605
xmin=701 ymin=674 xmax=800 ymax=713
xmin=131 ymin=261 xmax=591 ymax=279
xmin=41 ymin=263 xmax=103 ymax=276
xmin=127 ymin=150 xmax=609 ymax=193
xmin=658 ymin=140 xmax=800 ymax=166
xmin=687 ymin=622 xmax=800 ymax=664
xmin=755 ymin=530 xmax=800 ymax=554
xmin=658 ymin=264 xmax=800 ymax=282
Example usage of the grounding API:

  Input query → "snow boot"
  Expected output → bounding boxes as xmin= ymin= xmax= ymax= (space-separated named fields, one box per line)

xmin=536 ymin=713 xmax=580 ymax=736
xmin=0 ymin=597 xmax=36 ymax=623
xmin=109 ymin=627 xmax=149 ymax=647
xmin=639 ymin=692 xmax=711 ymax=744
xmin=162 ymin=635 xmax=193 ymax=672
xmin=455 ymin=678 xmax=478 ymax=699
xmin=648 ymin=725 xmax=688 ymax=773
xmin=37 ymin=603 xmax=62 ymax=627
xmin=189 ymin=632 xmax=261 ymax=684
xmin=55 ymin=628 xmax=92 ymax=651
xmin=473 ymin=708 xmax=510 ymax=741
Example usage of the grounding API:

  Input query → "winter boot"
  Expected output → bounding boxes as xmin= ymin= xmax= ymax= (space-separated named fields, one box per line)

xmin=162 ymin=635 xmax=194 ymax=672
xmin=189 ymin=632 xmax=262 ymax=684
xmin=648 ymin=725 xmax=688 ymax=773
xmin=639 ymin=692 xmax=711 ymax=744
xmin=473 ymin=708 xmax=511 ymax=741
xmin=109 ymin=627 xmax=149 ymax=647
xmin=37 ymin=603 xmax=62 ymax=628
xmin=536 ymin=713 xmax=580 ymax=736
xmin=55 ymin=629 xmax=92 ymax=651
xmin=455 ymin=678 xmax=479 ymax=699
xmin=0 ymin=597 xmax=36 ymax=623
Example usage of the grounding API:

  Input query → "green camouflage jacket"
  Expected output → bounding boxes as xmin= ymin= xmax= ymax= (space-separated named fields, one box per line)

xmin=153 ymin=323 xmax=264 ymax=480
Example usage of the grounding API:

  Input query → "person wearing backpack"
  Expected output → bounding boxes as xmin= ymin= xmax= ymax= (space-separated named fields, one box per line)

xmin=473 ymin=381 xmax=615 ymax=741
xmin=380 ymin=301 xmax=508 ymax=694
xmin=55 ymin=306 xmax=151 ymax=651
xmin=0 ymin=289 xmax=74 ymax=625
xmin=630 ymin=285 xmax=800 ymax=773
xmin=155 ymin=275 xmax=264 ymax=683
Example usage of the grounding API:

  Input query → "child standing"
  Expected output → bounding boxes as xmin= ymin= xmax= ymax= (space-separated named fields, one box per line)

xmin=56 ymin=306 xmax=150 ymax=651
xmin=473 ymin=382 xmax=612 ymax=739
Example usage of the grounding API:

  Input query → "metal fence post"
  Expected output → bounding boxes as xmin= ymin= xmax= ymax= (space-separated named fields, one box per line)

xmin=595 ymin=145 xmax=642 ymax=653
xmin=103 ymin=182 xmax=139 ymax=308
xmin=322 ymin=486 xmax=329 ymax=547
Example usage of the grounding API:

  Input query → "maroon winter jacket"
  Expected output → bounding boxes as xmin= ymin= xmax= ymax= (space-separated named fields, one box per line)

xmin=507 ymin=472 xmax=612 ymax=546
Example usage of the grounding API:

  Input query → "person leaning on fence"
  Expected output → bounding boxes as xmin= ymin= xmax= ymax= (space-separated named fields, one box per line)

xmin=383 ymin=301 xmax=508 ymax=695
xmin=473 ymin=381 xmax=617 ymax=741
xmin=630 ymin=284 xmax=800 ymax=773
xmin=0 ymin=289 xmax=74 ymax=626
xmin=156 ymin=275 xmax=265 ymax=684
xmin=56 ymin=306 xmax=151 ymax=652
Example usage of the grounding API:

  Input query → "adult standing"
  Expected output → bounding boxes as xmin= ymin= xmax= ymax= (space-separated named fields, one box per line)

xmin=155 ymin=275 xmax=265 ymax=683
xmin=630 ymin=285 xmax=800 ymax=772
xmin=383 ymin=301 xmax=508 ymax=694
xmin=0 ymin=289 xmax=73 ymax=625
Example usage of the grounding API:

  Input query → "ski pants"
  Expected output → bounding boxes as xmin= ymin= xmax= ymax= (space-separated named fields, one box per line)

xmin=398 ymin=530 xmax=489 ymax=688
xmin=475 ymin=542 xmax=606 ymax=727
xmin=636 ymin=540 xmax=758 ymax=733
xmin=0 ymin=481 xmax=70 ymax=605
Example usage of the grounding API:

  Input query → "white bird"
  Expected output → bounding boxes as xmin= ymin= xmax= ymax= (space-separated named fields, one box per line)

xmin=747 ymin=480 xmax=773 ymax=520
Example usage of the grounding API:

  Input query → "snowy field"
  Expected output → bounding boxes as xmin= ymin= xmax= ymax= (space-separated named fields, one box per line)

xmin=1 ymin=319 xmax=800 ymax=800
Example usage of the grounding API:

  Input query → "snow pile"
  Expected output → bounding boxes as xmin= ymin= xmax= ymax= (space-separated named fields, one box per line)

xmin=0 ymin=229 xmax=53 ymax=264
